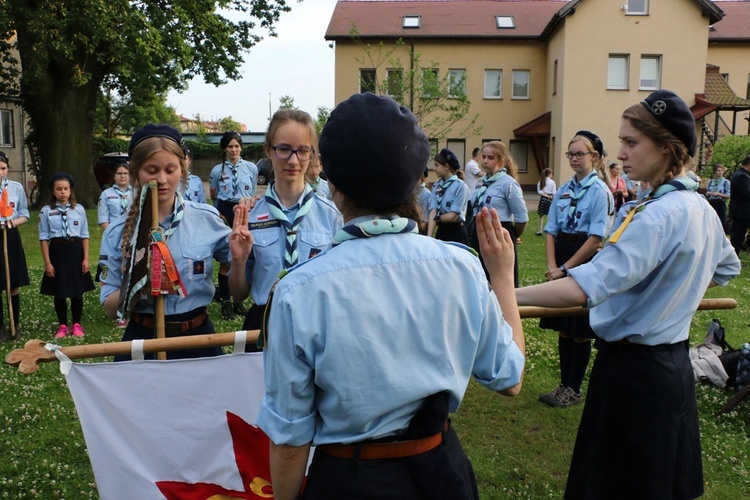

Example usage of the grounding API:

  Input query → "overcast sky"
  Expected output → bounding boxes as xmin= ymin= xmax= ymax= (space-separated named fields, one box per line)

xmin=167 ymin=0 xmax=339 ymax=132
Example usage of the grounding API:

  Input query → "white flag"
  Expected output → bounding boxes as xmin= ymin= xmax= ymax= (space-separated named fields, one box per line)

xmin=61 ymin=353 xmax=274 ymax=499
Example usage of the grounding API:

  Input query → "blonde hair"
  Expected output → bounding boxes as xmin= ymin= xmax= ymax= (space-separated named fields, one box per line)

xmin=482 ymin=140 xmax=519 ymax=181
xmin=121 ymin=137 xmax=187 ymax=256
xmin=569 ymin=135 xmax=608 ymax=184
xmin=264 ymin=109 xmax=318 ymax=159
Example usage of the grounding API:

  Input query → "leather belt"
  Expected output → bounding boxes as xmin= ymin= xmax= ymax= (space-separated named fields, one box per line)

xmin=319 ymin=429 xmax=444 ymax=460
xmin=130 ymin=311 xmax=208 ymax=335
xmin=50 ymin=237 xmax=80 ymax=243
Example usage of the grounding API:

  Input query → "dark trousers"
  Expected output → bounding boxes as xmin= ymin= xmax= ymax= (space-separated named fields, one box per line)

xmin=729 ymin=218 xmax=750 ymax=256
xmin=708 ymin=199 xmax=727 ymax=233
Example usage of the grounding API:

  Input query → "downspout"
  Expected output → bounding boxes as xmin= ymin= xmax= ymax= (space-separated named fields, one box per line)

xmin=409 ymin=38 xmax=415 ymax=110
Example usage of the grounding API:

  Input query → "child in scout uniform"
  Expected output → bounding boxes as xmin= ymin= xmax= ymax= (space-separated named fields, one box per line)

xmin=428 ymin=148 xmax=469 ymax=243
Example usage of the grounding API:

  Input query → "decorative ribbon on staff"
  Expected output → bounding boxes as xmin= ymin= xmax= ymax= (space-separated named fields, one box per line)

xmin=0 ymin=178 xmax=15 ymax=339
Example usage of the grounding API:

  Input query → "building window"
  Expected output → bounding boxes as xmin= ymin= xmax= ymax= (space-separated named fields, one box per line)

xmin=721 ymin=73 xmax=729 ymax=83
xmin=607 ymin=55 xmax=629 ymax=90
xmin=510 ymin=140 xmax=528 ymax=173
xmin=403 ymin=16 xmax=420 ymax=29
xmin=639 ymin=55 xmax=661 ymax=90
xmin=448 ymin=69 xmax=466 ymax=98
xmin=484 ymin=70 xmax=502 ymax=99
xmin=747 ymin=73 xmax=750 ymax=99
xmin=626 ymin=0 xmax=648 ymax=15
xmin=512 ymin=70 xmax=530 ymax=99
xmin=0 ymin=110 xmax=13 ymax=148
xmin=360 ymin=69 xmax=376 ymax=93
xmin=386 ymin=69 xmax=404 ymax=100
xmin=422 ymin=68 xmax=439 ymax=98
xmin=496 ymin=16 xmax=515 ymax=29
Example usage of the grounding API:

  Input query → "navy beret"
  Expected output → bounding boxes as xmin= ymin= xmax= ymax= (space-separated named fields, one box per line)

xmin=574 ymin=130 xmax=604 ymax=157
xmin=320 ymin=93 xmax=430 ymax=209
xmin=641 ymin=90 xmax=697 ymax=157
xmin=48 ymin=172 xmax=75 ymax=191
xmin=0 ymin=151 xmax=8 ymax=165
xmin=437 ymin=148 xmax=461 ymax=171
xmin=129 ymin=124 xmax=188 ymax=158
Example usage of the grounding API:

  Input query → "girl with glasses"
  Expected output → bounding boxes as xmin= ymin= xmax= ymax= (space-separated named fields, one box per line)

xmin=537 ymin=130 xmax=613 ymax=409
xmin=97 ymin=164 xmax=133 ymax=230
xmin=228 ymin=109 xmax=342 ymax=351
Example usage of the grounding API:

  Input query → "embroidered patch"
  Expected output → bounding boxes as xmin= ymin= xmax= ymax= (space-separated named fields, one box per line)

xmin=485 ymin=196 xmax=492 ymax=204
xmin=308 ymin=248 xmax=322 ymax=259
xmin=249 ymin=220 xmax=281 ymax=230
xmin=193 ymin=260 xmax=205 ymax=275
xmin=446 ymin=201 xmax=452 ymax=208
xmin=101 ymin=265 xmax=108 ymax=281
xmin=73 ymin=220 xmax=79 ymax=226
xmin=257 ymin=213 xmax=269 ymax=221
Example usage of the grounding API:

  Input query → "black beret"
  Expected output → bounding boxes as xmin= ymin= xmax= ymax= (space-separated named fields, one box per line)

xmin=129 ymin=124 xmax=188 ymax=158
xmin=641 ymin=90 xmax=697 ymax=157
xmin=48 ymin=173 xmax=75 ymax=191
xmin=436 ymin=148 xmax=461 ymax=171
xmin=320 ymin=93 xmax=430 ymax=209
xmin=220 ymin=131 xmax=243 ymax=149
xmin=574 ymin=130 xmax=604 ymax=157
xmin=0 ymin=151 xmax=8 ymax=165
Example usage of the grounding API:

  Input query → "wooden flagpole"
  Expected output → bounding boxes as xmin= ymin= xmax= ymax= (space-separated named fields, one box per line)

xmin=2 ymin=225 xmax=14 ymax=339
xmin=150 ymin=183 xmax=167 ymax=360
xmin=4 ymin=298 xmax=737 ymax=374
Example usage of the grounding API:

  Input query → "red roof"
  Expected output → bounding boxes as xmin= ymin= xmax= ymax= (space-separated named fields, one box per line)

xmin=710 ymin=1 xmax=750 ymax=41
xmin=325 ymin=1 xmax=566 ymax=40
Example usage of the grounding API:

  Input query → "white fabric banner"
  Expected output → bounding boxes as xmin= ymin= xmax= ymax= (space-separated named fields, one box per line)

xmin=61 ymin=353 xmax=273 ymax=499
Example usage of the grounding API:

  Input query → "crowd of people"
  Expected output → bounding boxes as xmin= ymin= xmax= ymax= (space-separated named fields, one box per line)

xmin=0 ymin=88 xmax=746 ymax=498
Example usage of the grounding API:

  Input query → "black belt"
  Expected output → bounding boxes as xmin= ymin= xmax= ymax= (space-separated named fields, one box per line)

xmin=50 ymin=237 xmax=80 ymax=243
xmin=438 ymin=221 xmax=464 ymax=227
xmin=557 ymin=232 xmax=588 ymax=242
xmin=217 ymin=199 xmax=240 ymax=205
xmin=131 ymin=308 xmax=208 ymax=335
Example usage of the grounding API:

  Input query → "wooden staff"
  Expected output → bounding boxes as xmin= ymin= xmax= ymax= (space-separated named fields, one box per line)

xmin=2 ymin=223 xmax=14 ymax=339
xmin=150 ymin=183 xmax=166 ymax=360
xmin=5 ymin=330 xmax=260 ymax=374
xmin=518 ymin=297 xmax=737 ymax=318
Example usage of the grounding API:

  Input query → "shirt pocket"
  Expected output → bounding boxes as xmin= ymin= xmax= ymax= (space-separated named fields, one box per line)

xmin=181 ymin=245 xmax=212 ymax=281
xmin=297 ymin=230 xmax=331 ymax=261
xmin=252 ymin=229 xmax=283 ymax=270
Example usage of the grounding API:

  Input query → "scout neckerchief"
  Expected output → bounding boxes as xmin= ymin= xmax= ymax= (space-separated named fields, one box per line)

xmin=333 ymin=215 xmax=418 ymax=245
xmin=707 ymin=178 xmax=726 ymax=200
xmin=308 ymin=177 xmax=322 ymax=193
xmin=113 ymin=185 xmax=131 ymax=214
xmin=472 ymin=169 xmax=506 ymax=217
xmin=56 ymin=203 xmax=71 ymax=239
xmin=434 ymin=175 xmax=457 ymax=212
xmin=562 ymin=172 xmax=599 ymax=232
xmin=608 ymin=177 xmax=695 ymax=244
xmin=118 ymin=188 xmax=186 ymax=316
xmin=265 ymin=182 xmax=315 ymax=269
xmin=0 ymin=178 xmax=13 ymax=221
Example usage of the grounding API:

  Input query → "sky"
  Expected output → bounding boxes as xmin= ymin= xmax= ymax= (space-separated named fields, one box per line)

xmin=167 ymin=0 xmax=340 ymax=132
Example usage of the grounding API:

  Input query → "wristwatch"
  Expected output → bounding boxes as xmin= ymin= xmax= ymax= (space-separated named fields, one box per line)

xmin=559 ymin=265 xmax=568 ymax=276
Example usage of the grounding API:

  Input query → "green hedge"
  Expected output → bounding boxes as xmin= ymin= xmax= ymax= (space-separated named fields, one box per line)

xmin=92 ymin=137 xmax=264 ymax=161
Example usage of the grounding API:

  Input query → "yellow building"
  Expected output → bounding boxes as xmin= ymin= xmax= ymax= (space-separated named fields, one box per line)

xmin=326 ymin=0 xmax=750 ymax=188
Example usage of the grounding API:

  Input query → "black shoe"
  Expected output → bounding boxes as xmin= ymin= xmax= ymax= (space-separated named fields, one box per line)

xmin=12 ymin=325 xmax=21 ymax=342
xmin=221 ymin=301 xmax=236 ymax=320
xmin=213 ymin=287 xmax=221 ymax=303
xmin=0 ymin=326 xmax=9 ymax=343
xmin=233 ymin=301 xmax=248 ymax=316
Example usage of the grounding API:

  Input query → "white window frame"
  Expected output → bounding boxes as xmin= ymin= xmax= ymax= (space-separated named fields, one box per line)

xmin=360 ymin=69 xmax=377 ymax=94
xmin=626 ymin=0 xmax=648 ymax=15
xmin=0 ymin=109 xmax=13 ymax=147
xmin=484 ymin=69 xmax=502 ymax=99
xmin=421 ymin=68 xmax=439 ymax=98
xmin=403 ymin=15 xmax=420 ymax=29
xmin=448 ymin=69 xmax=466 ymax=98
xmin=607 ymin=54 xmax=629 ymax=90
xmin=639 ymin=55 xmax=661 ymax=91
xmin=511 ymin=70 xmax=530 ymax=100
xmin=386 ymin=68 xmax=404 ymax=98
xmin=496 ymin=16 xmax=515 ymax=29
xmin=509 ymin=140 xmax=529 ymax=173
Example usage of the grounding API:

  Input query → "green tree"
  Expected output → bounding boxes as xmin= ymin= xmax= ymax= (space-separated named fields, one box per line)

xmin=95 ymin=85 xmax=179 ymax=138
xmin=218 ymin=116 xmax=243 ymax=133
xmin=278 ymin=95 xmax=298 ymax=110
xmin=349 ymin=27 xmax=481 ymax=142
xmin=315 ymin=106 xmax=331 ymax=136
xmin=708 ymin=135 xmax=750 ymax=174
xmin=0 ymin=0 xmax=290 ymax=204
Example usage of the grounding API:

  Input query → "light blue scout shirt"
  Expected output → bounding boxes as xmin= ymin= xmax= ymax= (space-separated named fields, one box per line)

xmin=417 ymin=184 xmax=437 ymax=223
xmin=472 ymin=172 xmax=528 ymax=223
xmin=181 ymin=173 xmax=207 ymax=204
xmin=1 ymin=180 xmax=29 ymax=220
xmin=209 ymin=159 xmax=257 ymax=202
xmin=256 ymin=221 xmax=525 ymax=446
xmin=245 ymin=187 xmax=342 ymax=306
xmin=544 ymin=172 xmax=612 ymax=238
xmin=569 ymin=180 xmax=740 ymax=346
xmin=706 ymin=177 xmax=730 ymax=201
xmin=308 ymin=177 xmax=331 ymax=200
xmin=39 ymin=204 xmax=90 ymax=240
xmin=97 ymin=185 xmax=133 ymax=225
xmin=99 ymin=201 xmax=231 ymax=315
xmin=432 ymin=174 xmax=469 ymax=221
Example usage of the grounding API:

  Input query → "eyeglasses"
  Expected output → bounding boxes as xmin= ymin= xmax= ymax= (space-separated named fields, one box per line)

xmin=272 ymin=146 xmax=315 ymax=161
xmin=565 ymin=151 xmax=593 ymax=160
xmin=115 ymin=172 xmax=129 ymax=176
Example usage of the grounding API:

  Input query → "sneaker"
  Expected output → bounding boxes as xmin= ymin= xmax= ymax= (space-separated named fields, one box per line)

xmin=54 ymin=324 xmax=69 ymax=339
xmin=221 ymin=301 xmax=236 ymax=320
xmin=548 ymin=386 xmax=583 ymax=408
xmin=538 ymin=384 xmax=564 ymax=406
xmin=233 ymin=301 xmax=248 ymax=316
xmin=535 ymin=232 xmax=543 ymax=236
xmin=72 ymin=323 xmax=85 ymax=337
xmin=116 ymin=318 xmax=128 ymax=328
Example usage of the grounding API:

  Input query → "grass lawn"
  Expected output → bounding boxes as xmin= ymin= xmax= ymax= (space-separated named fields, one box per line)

xmin=1 ymin=209 xmax=749 ymax=498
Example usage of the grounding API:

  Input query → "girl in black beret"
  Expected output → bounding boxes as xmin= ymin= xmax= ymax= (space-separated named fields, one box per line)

xmin=428 ymin=148 xmax=470 ymax=244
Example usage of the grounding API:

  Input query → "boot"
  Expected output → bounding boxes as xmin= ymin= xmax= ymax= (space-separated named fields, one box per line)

xmin=0 ymin=325 xmax=9 ymax=343
xmin=12 ymin=324 xmax=21 ymax=342
xmin=233 ymin=300 xmax=248 ymax=316
xmin=221 ymin=300 xmax=235 ymax=320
